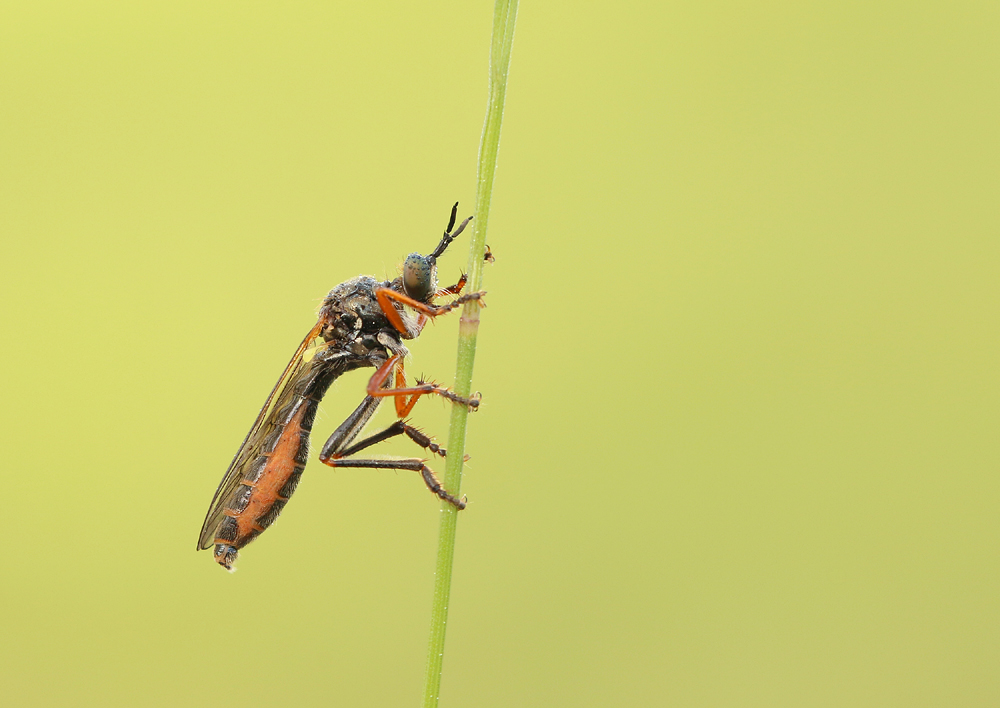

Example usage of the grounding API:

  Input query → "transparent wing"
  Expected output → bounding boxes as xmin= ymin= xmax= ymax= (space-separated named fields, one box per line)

xmin=196 ymin=321 xmax=324 ymax=550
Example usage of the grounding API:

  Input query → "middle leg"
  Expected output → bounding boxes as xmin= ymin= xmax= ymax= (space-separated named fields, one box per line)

xmin=365 ymin=354 xmax=481 ymax=415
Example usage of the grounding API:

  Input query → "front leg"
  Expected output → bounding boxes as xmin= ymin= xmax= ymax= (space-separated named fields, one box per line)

xmin=437 ymin=273 xmax=468 ymax=297
xmin=375 ymin=287 xmax=485 ymax=337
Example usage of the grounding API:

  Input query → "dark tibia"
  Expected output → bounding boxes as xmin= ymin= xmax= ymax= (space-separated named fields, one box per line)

xmin=333 ymin=419 xmax=447 ymax=460
xmin=318 ymin=394 xmax=383 ymax=461
xmin=328 ymin=458 xmax=465 ymax=509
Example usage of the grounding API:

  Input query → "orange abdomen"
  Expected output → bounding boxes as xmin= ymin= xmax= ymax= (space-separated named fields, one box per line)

xmin=213 ymin=398 xmax=316 ymax=568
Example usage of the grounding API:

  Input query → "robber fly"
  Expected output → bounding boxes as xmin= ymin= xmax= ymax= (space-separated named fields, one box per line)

xmin=197 ymin=204 xmax=485 ymax=571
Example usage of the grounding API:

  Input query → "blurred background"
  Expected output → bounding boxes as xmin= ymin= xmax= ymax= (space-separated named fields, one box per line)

xmin=1 ymin=2 xmax=997 ymax=706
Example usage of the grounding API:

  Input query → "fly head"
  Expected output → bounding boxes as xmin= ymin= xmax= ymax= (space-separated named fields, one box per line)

xmin=402 ymin=252 xmax=437 ymax=303
xmin=402 ymin=202 xmax=473 ymax=303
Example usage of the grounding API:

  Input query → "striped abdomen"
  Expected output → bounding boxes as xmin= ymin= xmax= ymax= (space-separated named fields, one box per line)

xmin=213 ymin=396 xmax=318 ymax=570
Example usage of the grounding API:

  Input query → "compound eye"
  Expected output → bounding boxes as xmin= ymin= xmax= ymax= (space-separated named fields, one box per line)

xmin=402 ymin=253 xmax=434 ymax=301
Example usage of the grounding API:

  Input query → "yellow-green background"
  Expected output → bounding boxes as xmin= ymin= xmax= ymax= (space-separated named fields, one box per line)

xmin=1 ymin=2 xmax=996 ymax=706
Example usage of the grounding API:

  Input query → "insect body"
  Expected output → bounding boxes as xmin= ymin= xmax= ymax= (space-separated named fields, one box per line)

xmin=197 ymin=205 xmax=484 ymax=571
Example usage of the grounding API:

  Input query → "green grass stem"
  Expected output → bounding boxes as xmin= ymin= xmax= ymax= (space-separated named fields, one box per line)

xmin=421 ymin=1 xmax=518 ymax=705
